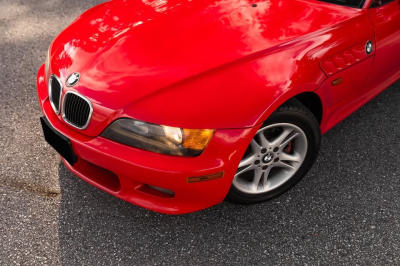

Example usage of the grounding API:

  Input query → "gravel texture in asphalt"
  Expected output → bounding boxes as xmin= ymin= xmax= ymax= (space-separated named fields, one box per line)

xmin=1 ymin=0 xmax=399 ymax=265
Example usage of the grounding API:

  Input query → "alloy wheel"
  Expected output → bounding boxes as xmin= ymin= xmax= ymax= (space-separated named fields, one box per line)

xmin=233 ymin=123 xmax=308 ymax=194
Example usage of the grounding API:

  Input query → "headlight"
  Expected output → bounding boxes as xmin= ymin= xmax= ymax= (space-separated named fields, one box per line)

xmin=101 ymin=119 xmax=215 ymax=156
xmin=45 ymin=47 xmax=50 ymax=81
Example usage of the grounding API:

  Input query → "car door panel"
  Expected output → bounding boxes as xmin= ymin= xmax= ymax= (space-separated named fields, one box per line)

xmin=366 ymin=0 xmax=400 ymax=92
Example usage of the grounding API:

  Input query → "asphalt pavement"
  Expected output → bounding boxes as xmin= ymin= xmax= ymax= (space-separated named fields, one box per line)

xmin=1 ymin=0 xmax=400 ymax=265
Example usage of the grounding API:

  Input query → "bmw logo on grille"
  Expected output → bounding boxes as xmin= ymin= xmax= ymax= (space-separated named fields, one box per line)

xmin=66 ymin=72 xmax=81 ymax=87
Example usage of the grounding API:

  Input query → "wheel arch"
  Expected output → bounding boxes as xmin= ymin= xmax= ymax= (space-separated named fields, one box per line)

xmin=257 ymin=89 xmax=324 ymax=128
xmin=293 ymin=92 xmax=323 ymax=125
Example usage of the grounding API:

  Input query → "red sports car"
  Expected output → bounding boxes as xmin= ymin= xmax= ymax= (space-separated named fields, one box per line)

xmin=37 ymin=0 xmax=400 ymax=214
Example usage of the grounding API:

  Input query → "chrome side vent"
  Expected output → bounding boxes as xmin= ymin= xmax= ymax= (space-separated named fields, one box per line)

xmin=48 ymin=75 xmax=62 ymax=114
xmin=62 ymin=91 xmax=93 ymax=130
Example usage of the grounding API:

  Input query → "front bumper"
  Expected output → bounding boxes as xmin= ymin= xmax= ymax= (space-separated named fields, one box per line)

xmin=37 ymin=64 xmax=258 ymax=214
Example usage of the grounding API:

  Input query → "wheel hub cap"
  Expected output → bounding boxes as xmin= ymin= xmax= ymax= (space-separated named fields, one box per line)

xmin=263 ymin=153 xmax=274 ymax=163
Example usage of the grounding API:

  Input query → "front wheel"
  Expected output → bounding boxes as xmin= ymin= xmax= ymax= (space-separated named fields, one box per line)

xmin=227 ymin=99 xmax=321 ymax=204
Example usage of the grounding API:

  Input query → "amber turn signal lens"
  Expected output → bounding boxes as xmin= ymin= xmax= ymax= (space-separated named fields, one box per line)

xmin=331 ymin=78 xmax=343 ymax=86
xmin=187 ymin=172 xmax=224 ymax=183
xmin=182 ymin=129 xmax=214 ymax=150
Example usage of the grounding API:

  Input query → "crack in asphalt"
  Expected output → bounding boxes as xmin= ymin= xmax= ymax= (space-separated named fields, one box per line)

xmin=0 ymin=182 xmax=61 ymax=198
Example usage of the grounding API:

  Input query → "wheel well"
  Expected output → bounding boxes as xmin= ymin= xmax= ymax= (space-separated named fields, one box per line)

xmin=293 ymin=92 xmax=323 ymax=124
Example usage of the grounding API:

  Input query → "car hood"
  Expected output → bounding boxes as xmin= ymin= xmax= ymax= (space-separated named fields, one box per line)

xmin=49 ymin=0 xmax=359 ymax=134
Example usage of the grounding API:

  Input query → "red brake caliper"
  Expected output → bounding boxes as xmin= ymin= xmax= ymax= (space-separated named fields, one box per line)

xmin=283 ymin=141 xmax=292 ymax=154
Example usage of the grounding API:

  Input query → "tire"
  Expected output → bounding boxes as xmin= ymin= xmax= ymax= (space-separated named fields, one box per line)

xmin=226 ymin=98 xmax=321 ymax=204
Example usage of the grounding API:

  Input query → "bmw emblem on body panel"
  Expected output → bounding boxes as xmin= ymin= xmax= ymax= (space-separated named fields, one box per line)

xmin=66 ymin=72 xmax=81 ymax=87
xmin=365 ymin=41 xmax=373 ymax=55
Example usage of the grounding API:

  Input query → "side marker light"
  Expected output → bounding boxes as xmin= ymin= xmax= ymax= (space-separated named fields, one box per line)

xmin=332 ymin=78 xmax=343 ymax=86
xmin=187 ymin=172 xmax=225 ymax=183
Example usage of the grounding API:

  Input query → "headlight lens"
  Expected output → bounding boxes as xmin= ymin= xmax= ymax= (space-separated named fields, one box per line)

xmin=45 ymin=47 xmax=50 ymax=81
xmin=101 ymin=119 xmax=214 ymax=156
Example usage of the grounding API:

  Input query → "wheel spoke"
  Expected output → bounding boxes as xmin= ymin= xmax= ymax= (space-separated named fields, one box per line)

xmin=235 ymin=164 xmax=254 ymax=177
xmin=275 ymin=161 xmax=296 ymax=170
xmin=280 ymin=132 xmax=300 ymax=148
xmin=270 ymin=127 xmax=293 ymax=147
xmin=258 ymin=131 xmax=271 ymax=148
xmin=239 ymin=155 xmax=256 ymax=168
xmin=280 ymin=151 xmax=302 ymax=163
xmin=262 ymin=167 xmax=272 ymax=188
xmin=250 ymin=168 xmax=263 ymax=191
xmin=250 ymin=139 xmax=261 ymax=153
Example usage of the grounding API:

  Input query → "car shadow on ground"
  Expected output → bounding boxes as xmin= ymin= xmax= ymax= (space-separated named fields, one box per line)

xmin=57 ymin=82 xmax=400 ymax=265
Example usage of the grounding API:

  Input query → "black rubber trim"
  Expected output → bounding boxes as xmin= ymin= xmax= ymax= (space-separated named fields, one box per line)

xmin=40 ymin=116 xmax=78 ymax=166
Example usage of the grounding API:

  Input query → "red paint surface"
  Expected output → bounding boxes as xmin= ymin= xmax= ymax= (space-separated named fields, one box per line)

xmin=37 ymin=0 xmax=400 ymax=213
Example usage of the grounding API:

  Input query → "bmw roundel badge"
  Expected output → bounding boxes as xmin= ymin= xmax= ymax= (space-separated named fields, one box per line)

xmin=66 ymin=72 xmax=81 ymax=87
xmin=365 ymin=41 xmax=373 ymax=55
